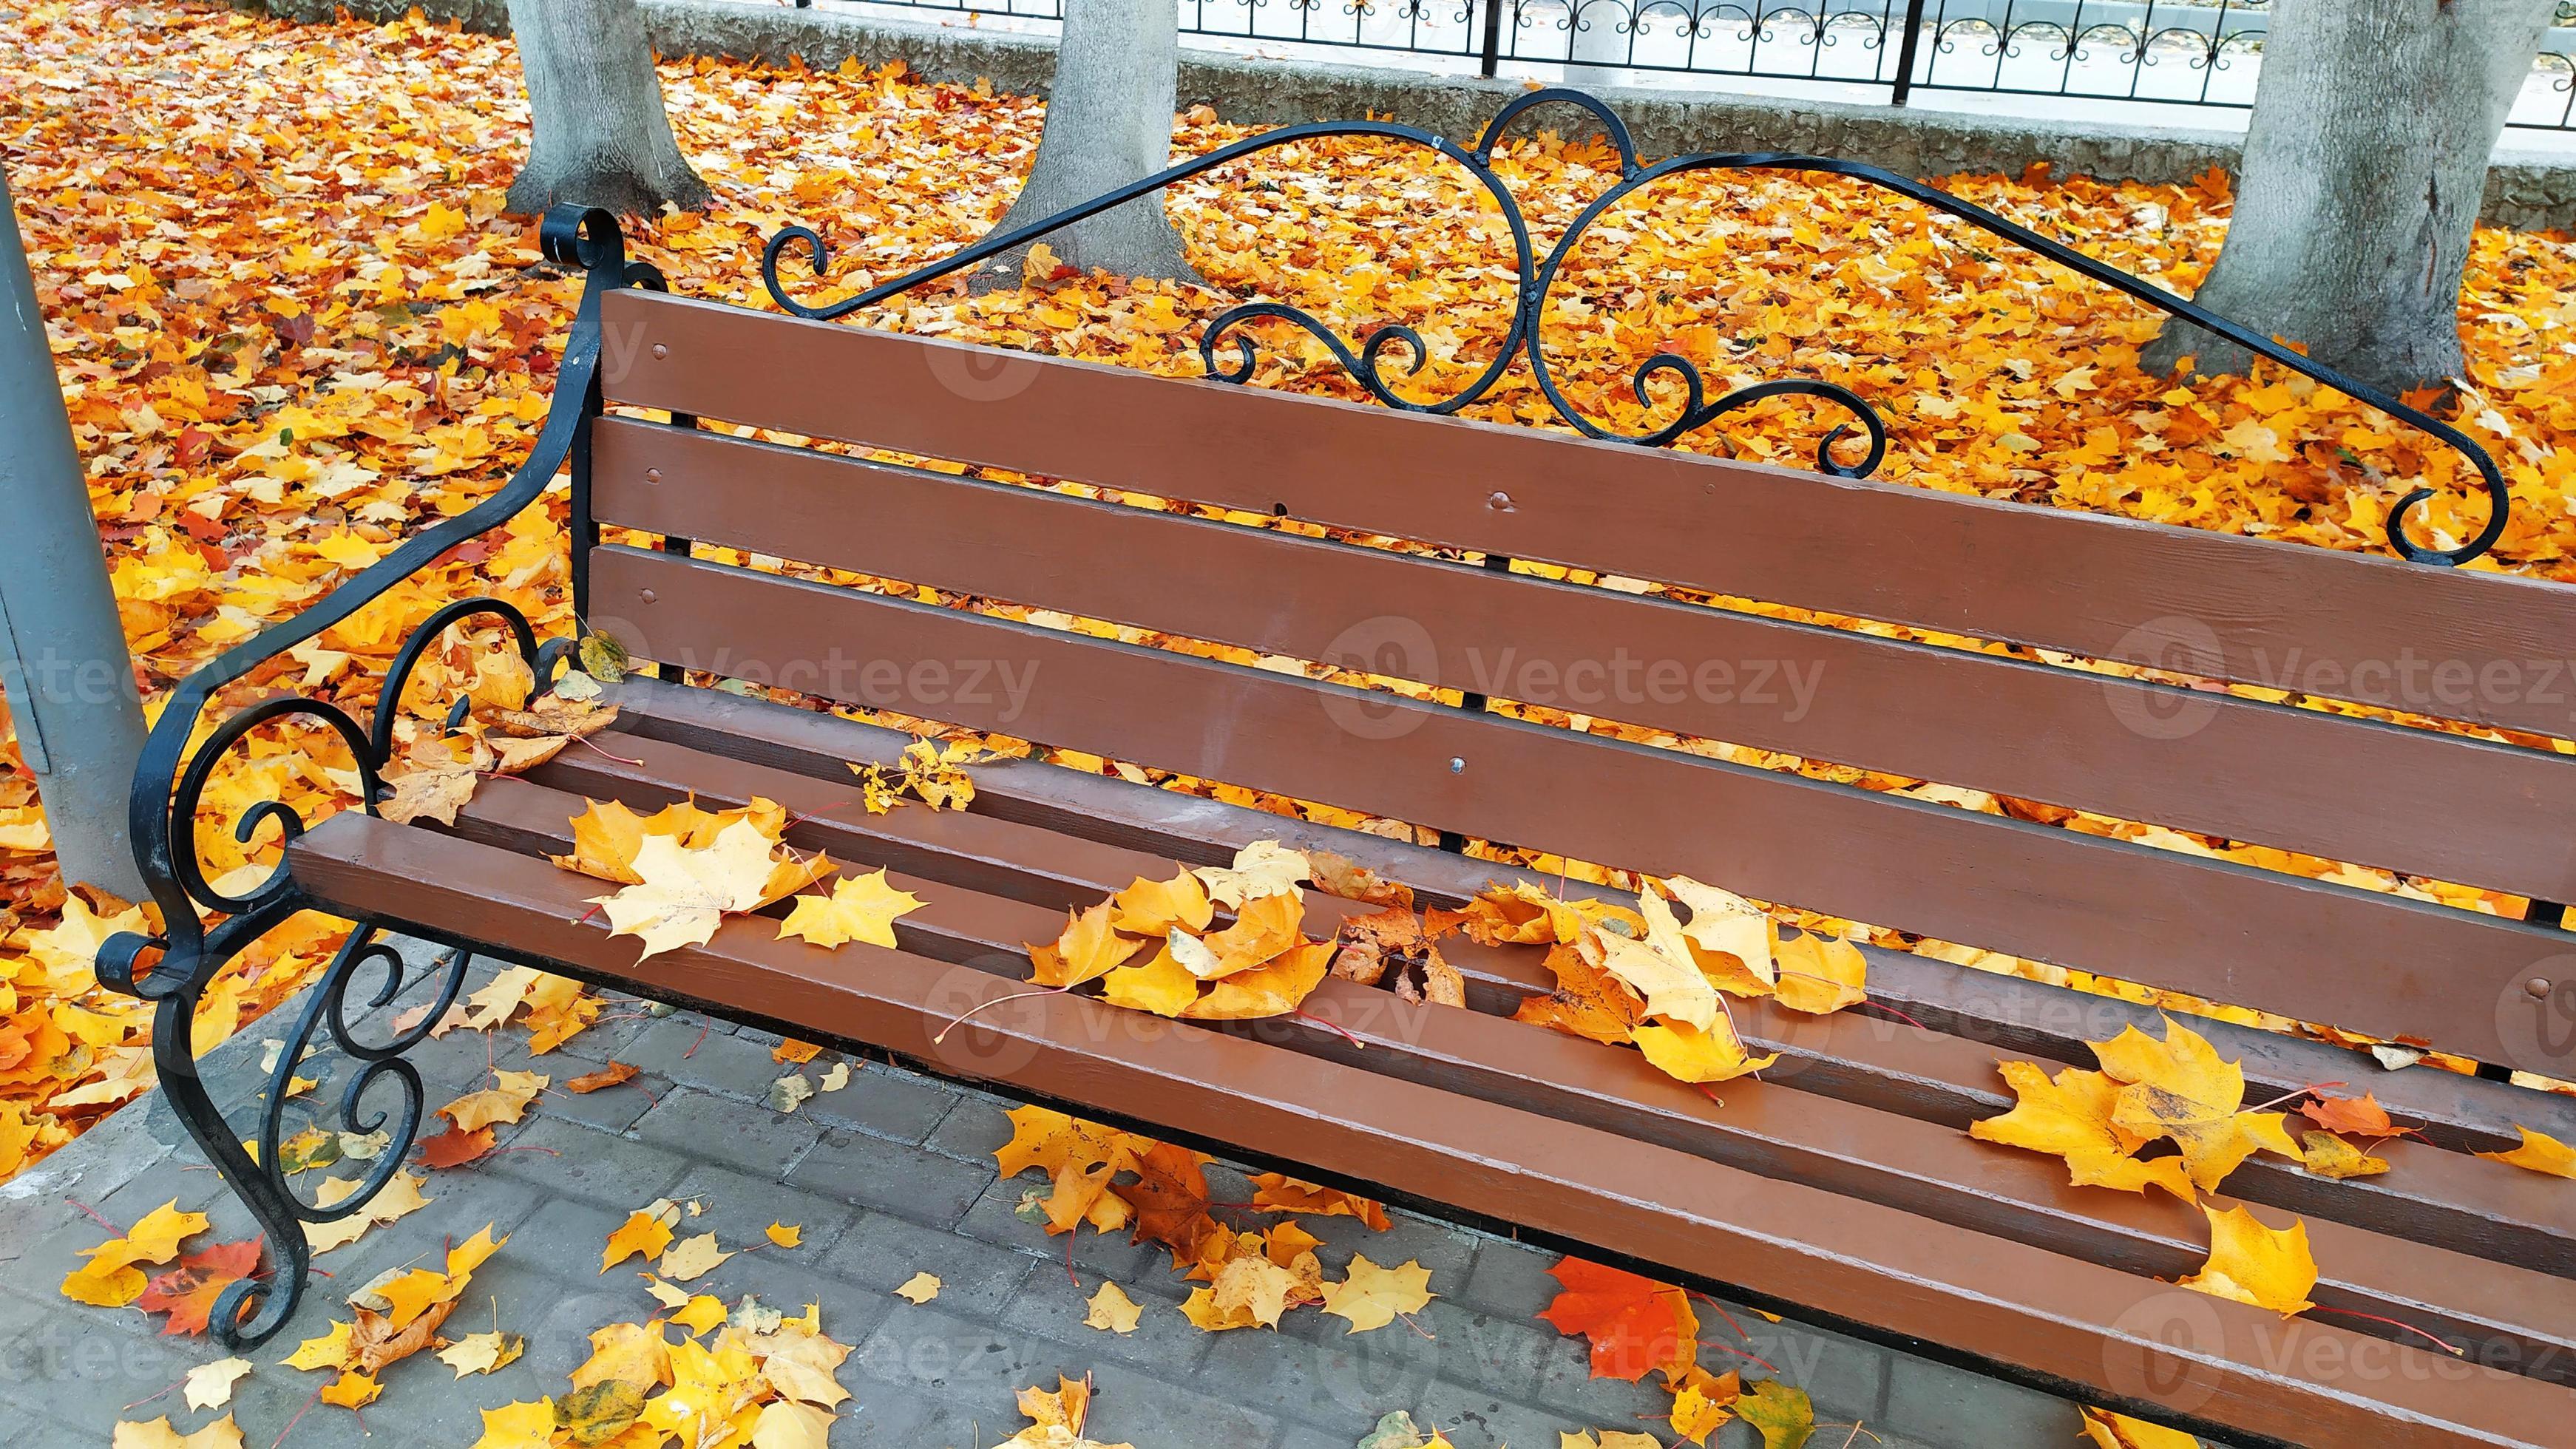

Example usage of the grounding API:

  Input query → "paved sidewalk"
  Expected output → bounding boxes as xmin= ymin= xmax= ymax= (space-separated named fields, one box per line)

xmin=0 ymin=941 xmax=2097 ymax=1448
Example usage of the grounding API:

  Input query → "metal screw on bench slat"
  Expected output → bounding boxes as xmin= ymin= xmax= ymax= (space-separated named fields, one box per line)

xmin=640 ymin=589 xmax=657 ymax=603
xmin=645 ymin=467 xmax=662 ymax=483
xmin=651 ymin=343 xmax=668 ymax=359
xmin=1488 ymin=491 xmax=1513 ymax=511
xmin=2530 ymin=977 xmax=2553 ymax=1000
xmin=1449 ymin=757 xmax=1465 ymax=773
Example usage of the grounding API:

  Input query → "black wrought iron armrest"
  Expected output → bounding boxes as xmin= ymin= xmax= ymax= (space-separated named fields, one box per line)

xmin=765 ymin=87 xmax=2509 ymax=567
xmin=90 ymin=205 xmax=636 ymax=1348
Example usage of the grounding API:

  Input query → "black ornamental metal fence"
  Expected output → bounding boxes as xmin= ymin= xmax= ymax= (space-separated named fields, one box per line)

xmin=778 ymin=0 xmax=2576 ymax=132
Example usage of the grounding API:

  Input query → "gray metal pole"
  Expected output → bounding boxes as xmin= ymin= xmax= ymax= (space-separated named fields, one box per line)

xmin=0 ymin=163 xmax=149 ymax=898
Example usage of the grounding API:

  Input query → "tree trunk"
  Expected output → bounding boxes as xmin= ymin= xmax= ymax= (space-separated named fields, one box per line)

xmin=973 ymin=0 xmax=1199 ymax=289
xmin=2140 ymin=0 xmax=2554 ymax=396
xmin=504 ymin=0 xmax=711 ymax=217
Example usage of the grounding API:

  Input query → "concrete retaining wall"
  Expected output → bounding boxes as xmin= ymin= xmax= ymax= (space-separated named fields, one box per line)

xmin=243 ymin=0 xmax=2576 ymax=228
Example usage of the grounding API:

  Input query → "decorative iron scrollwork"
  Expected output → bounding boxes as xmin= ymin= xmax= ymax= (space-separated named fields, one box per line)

xmin=98 ymin=204 xmax=637 ymax=1348
xmin=763 ymin=86 xmax=2507 ymax=564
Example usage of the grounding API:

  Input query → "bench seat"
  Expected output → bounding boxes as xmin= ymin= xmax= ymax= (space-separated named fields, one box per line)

xmin=281 ymin=676 xmax=2576 ymax=1449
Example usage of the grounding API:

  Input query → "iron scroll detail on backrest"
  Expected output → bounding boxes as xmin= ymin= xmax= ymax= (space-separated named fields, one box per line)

xmin=762 ymin=86 xmax=2511 ymax=568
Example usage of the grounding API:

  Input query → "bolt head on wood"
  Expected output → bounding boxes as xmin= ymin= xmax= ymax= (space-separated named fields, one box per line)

xmin=640 ymin=588 xmax=657 ymax=603
xmin=2529 ymin=977 xmax=2554 ymax=1000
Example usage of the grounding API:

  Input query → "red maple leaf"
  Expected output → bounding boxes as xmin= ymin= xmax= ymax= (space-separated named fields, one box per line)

xmin=416 ymin=1123 xmax=495 ymax=1169
xmin=1536 ymin=1257 xmax=1700 ymax=1382
xmin=2303 ymin=1091 xmax=2421 ymax=1141
xmin=138 ymin=1238 xmax=263 ymax=1337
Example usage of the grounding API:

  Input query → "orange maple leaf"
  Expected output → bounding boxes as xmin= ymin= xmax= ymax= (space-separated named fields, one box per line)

xmin=1537 ymin=1257 xmax=1700 ymax=1382
xmin=137 ymin=1238 xmax=262 ymax=1337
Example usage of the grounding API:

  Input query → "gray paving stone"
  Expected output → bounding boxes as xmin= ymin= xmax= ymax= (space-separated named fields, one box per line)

xmin=820 ymin=1209 xmax=1043 ymax=1321
xmin=799 ymin=1059 xmax=962 ymax=1144
xmin=668 ymin=1160 xmax=864 ymax=1258
xmin=617 ymin=1017 xmax=793 ymax=1098
xmin=1456 ymin=1234 xmax=1561 ymax=1319
xmin=923 ymin=1090 xmax=1019 ymax=1162
xmin=1085 ymin=1359 xmax=1284 ymax=1447
xmin=789 ymin=1127 xmax=992 ymax=1229
xmin=480 ymin=1194 xmax=633 ymax=1289
xmin=1884 ymin=1348 xmax=2081 ymax=1448
xmin=853 ymin=1301 xmax=1065 ymax=1404
xmin=1292 ymin=1209 xmax=1480 ymax=1296
xmin=630 ymin=1087 xmax=820 ymax=1177
xmin=487 ymin=1116 xmax=692 ymax=1207
xmin=1409 ymin=1377 xmax=1598 ymax=1448
xmin=837 ymin=1363 xmax=995 ymax=1448
xmin=1000 ymin=1255 xmax=1211 ymax=1374
xmin=1196 ymin=1323 xmax=1433 ymax=1440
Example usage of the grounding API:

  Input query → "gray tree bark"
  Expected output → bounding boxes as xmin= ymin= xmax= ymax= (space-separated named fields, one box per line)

xmin=974 ymin=0 xmax=1199 ymax=288
xmin=504 ymin=0 xmax=712 ymax=217
xmin=2141 ymin=0 xmax=2555 ymax=396
xmin=0 ymin=166 xmax=148 ymax=899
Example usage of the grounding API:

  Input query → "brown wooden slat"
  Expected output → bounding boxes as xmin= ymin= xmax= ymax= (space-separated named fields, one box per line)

xmin=587 ymin=544 xmax=2576 ymax=1073
xmin=599 ymin=290 xmax=2576 ymax=742
xmin=285 ymin=814 xmax=2576 ymax=1448
xmin=591 ymin=418 xmax=2576 ymax=903
xmin=455 ymin=763 xmax=2576 ymax=1318
xmin=600 ymin=672 xmax=2576 ymax=1156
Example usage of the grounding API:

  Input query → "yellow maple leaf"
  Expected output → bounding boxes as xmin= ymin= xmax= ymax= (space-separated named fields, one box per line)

xmin=776 ymin=868 xmax=924 ymax=950
xmin=1100 ymin=940 xmax=1201 ymax=1017
xmin=602 ymin=1199 xmax=680 ymax=1272
xmin=2079 ymin=1405 xmax=2204 ymax=1448
xmin=1594 ymin=932 xmax=1718 ymax=1031
xmin=1631 ymin=1018 xmax=1777 ymax=1085
xmin=2478 ymin=1124 xmax=2576 ymax=1178
xmin=1970 ymin=1060 xmax=2197 ymax=1203
xmin=470 ymin=1399 xmax=557 ymax=1449
xmin=2094 ymin=1017 xmax=2304 ymax=1192
xmin=439 ymin=1069 xmax=546 ymax=1132
xmin=2297 ymin=1131 xmax=2390 ymax=1180
xmin=1111 ymin=869 xmax=1213 ymax=936
xmin=1644 ymin=877 xmax=1775 ymax=997
xmin=1031 ymin=900 xmax=1149 ymax=990
xmin=436 ymin=1330 xmax=525 ymax=1378
xmin=766 ymin=1221 xmax=803 ymax=1248
xmin=1321 ymin=1254 xmax=1434 ymax=1333
xmin=1191 ymin=840 xmax=1310 ymax=908
xmin=1180 ymin=940 xmax=1332 ymax=1020
xmin=592 ymin=818 xmax=815 ymax=961
xmin=2179 ymin=1204 xmax=2319 ymax=1316
xmin=110 ymin=1416 xmax=243 ymax=1449
xmin=1770 ymin=929 xmax=1868 ymax=1016
xmin=1084 ymin=1281 xmax=1144 ymax=1334
xmin=894 ymin=1271 xmax=942 ymax=1304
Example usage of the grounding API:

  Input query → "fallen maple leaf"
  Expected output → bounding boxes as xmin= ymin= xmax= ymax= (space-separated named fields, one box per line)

xmin=1192 ymin=840 xmax=1311 ymax=908
xmin=2478 ymin=1124 xmax=2576 ymax=1178
xmin=2179 ymin=1204 xmax=2319 ymax=1316
xmin=1321 ymin=1254 xmax=1435 ymax=1333
xmin=2079 ymin=1405 xmax=2204 ymax=1448
xmin=438 ymin=1068 xmax=546 ymax=1132
xmin=566 ymin=1061 xmax=640 ymax=1093
xmin=181 ymin=1357 xmax=252 ymax=1411
xmin=594 ymin=818 xmax=835 ymax=961
xmin=1770 ymin=929 xmax=1868 ymax=1016
xmin=138 ymin=1237 xmax=262 ymax=1336
xmin=1029 ymin=901 xmax=1148 ymax=989
xmin=603 ymin=1200 xmax=682 ymax=1272
xmin=63 ymin=1200 xmax=209 ymax=1307
xmin=1734 ymin=1379 xmax=1815 ymax=1449
xmin=1538 ymin=1258 xmax=1698 ymax=1382
xmin=2098 ymin=1017 xmax=2305 ymax=1192
xmin=1247 ymin=1174 xmax=1392 ymax=1228
xmin=111 ymin=1416 xmax=243 ymax=1449
xmin=767 ymin=1221 xmax=803 ymax=1248
xmin=1969 ymin=1060 xmax=2197 ymax=1203
xmin=1631 ymin=1018 xmax=1777 ymax=1085
xmin=438 ymin=1330 xmax=526 ymax=1378
xmin=2297 ymin=1131 xmax=2390 ymax=1180
xmin=660 ymin=1232 xmax=731 ymax=1283
xmin=1084 ymin=1281 xmax=1144 ymax=1334
xmin=416 ymin=1123 xmax=496 ymax=1169
xmin=894 ymin=1272 xmax=941 ymax=1303
xmin=778 ymin=868 xmax=925 ymax=950
xmin=2302 ymin=1090 xmax=2416 ymax=1141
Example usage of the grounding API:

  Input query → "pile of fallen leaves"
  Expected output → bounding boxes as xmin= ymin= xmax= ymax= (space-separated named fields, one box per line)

xmin=5 ymin=0 xmax=2575 ymax=1182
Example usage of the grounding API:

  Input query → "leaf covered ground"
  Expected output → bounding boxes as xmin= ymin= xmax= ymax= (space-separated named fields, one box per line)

xmin=4 ymin=0 xmax=2576 ymax=1184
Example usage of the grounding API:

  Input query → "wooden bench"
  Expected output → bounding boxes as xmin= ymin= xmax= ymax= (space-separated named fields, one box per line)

xmin=106 ymin=92 xmax=2576 ymax=1447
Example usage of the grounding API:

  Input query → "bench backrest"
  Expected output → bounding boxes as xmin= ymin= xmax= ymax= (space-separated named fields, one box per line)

xmin=583 ymin=285 xmax=2576 ymax=1078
